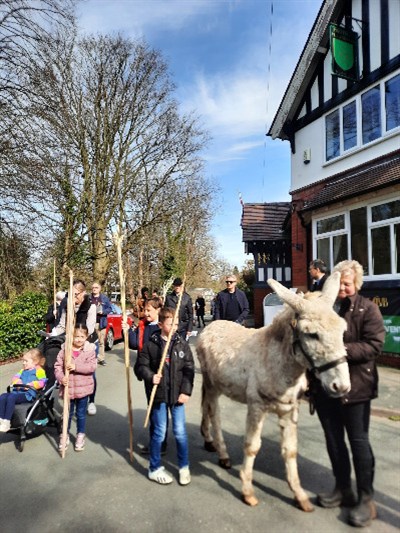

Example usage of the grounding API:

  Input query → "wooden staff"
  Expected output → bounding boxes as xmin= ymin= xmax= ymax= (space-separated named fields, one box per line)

xmin=144 ymin=276 xmax=185 ymax=428
xmin=53 ymin=258 xmax=57 ymax=318
xmin=60 ymin=270 xmax=75 ymax=458
xmin=114 ymin=229 xmax=134 ymax=463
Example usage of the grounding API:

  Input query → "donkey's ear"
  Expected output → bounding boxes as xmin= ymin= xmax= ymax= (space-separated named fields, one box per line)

xmin=267 ymin=279 xmax=309 ymax=313
xmin=321 ymin=271 xmax=340 ymax=305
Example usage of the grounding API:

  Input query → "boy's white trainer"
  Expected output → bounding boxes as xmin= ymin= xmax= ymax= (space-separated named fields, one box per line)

xmin=148 ymin=466 xmax=173 ymax=484
xmin=179 ymin=466 xmax=191 ymax=485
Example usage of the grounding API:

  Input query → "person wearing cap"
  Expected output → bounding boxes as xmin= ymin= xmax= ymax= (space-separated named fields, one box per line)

xmin=309 ymin=259 xmax=328 ymax=292
xmin=44 ymin=291 xmax=66 ymax=332
xmin=164 ymin=278 xmax=193 ymax=340
xmin=214 ymin=274 xmax=249 ymax=325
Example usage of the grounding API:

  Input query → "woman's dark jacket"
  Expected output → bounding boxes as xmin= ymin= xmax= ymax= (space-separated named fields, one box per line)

xmin=134 ymin=332 xmax=194 ymax=405
xmin=339 ymin=293 xmax=385 ymax=404
xmin=311 ymin=293 xmax=385 ymax=405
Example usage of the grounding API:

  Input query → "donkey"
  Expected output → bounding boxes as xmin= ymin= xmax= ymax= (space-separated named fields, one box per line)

xmin=196 ymin=272 xmax=350 ymax=512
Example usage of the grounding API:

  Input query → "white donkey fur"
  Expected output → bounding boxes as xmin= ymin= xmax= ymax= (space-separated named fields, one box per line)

xmin=197 ymin=272 xmax=350 ymax=511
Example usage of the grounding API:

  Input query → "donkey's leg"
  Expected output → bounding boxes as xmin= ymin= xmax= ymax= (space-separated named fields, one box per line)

xmin=209 ymin=394 xmax=231 ymax=468
xmin=240 ymin=405 xmax=267 ymax=506
xmin=200 ymin=380 xmax=217 ymax=452
xmin=278 ymin=406 xmax=314 ymax=512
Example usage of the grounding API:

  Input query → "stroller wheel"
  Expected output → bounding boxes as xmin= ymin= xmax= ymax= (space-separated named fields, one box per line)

xmin=18 ymin=427 xmax=25 ymax=452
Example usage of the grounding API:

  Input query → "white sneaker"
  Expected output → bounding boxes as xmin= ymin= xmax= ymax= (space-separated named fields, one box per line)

xmin=74 ymin=433 xmax=86 ymax=451
xmin=87 ymin=402 xmax=97 ymax=415
xmin=58 ymin=434 xmax=70 ymax=451
xmin=179 ymin=466 xmax=191 ymax=485
xmin=148 ymin=466 xmax=173 ymax=484
xmin=0 ymin=419 xmax=11 ymax=432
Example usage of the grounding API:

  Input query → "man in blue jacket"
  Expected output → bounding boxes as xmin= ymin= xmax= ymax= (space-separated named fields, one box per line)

xmin=214 ymin=274 xmax=249 ymax=325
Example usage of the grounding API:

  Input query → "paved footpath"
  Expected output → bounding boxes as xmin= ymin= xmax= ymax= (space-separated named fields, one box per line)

xmin=0 ymin=335 xmax=399 ymax=533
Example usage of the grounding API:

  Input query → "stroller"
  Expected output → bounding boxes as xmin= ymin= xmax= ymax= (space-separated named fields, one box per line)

xmin=9 ymin=334 xmax=64 ymax=452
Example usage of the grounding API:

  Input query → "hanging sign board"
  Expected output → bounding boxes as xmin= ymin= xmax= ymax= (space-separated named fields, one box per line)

xmin=329 ymin=23 xmax=359 ymax=82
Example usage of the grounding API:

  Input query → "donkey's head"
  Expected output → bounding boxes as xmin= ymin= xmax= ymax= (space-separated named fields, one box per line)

xmin=268 ymin=272 xmax=350 ymax=397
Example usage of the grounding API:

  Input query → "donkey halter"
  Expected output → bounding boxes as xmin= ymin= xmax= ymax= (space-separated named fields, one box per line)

xmin=290 ymin=317 xmax=347 ymax=376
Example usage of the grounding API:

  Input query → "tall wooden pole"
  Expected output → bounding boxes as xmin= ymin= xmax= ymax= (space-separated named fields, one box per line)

xmin=144 ymin=277 xmax=185 ymax=428
xmin=114 ymin=229 xmax=134 ymax=463
xmin=60 ymin=270 xmax=75 ymax=458
xmin=53 ymin=258 xmax=57 ymax=317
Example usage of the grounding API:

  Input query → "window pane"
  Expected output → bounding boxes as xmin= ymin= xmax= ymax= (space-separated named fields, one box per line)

xmin=316 ymin=238 xmax=330 ymax=271
xmin=372 ymin=226 xmax=391 ymax=274
xmin=386 ymin=74 xmax=400 ymax=131
xmin=362 ymin=86 xmax=381 ymax=144
xmin=326 ymin=109 xmax=340 ymax=161
xmin=317 ymin=214 xmax=345 ymax=234
xmin=333 ymin=234 xmax=348 ymax=265
xmin=395 ymin=223 xmax=400 ymax=274
xmin=350 ymin=207 xmax=368 ymax=271
xmin=343 ymin=101 xmax=357 ymax=151
xmin=371 ymin=200 xmax=400 ymax=222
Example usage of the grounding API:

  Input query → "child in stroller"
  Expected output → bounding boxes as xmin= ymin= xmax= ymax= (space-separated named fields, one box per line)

xmin=2 ymin=334 xmax=65 ymax=451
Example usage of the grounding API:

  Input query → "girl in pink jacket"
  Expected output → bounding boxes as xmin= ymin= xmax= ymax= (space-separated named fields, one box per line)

xmin=55 ymin=324 xmax=96 ymax=452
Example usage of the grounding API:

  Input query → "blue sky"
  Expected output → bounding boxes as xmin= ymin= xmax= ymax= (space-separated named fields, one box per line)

xmin=78 ymin=0 xmax=321 ymax=268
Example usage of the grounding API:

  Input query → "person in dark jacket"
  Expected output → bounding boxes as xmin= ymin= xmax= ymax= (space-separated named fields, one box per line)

xmin=135 ymin=307 xmax=194 ymax=486
xmin=195 ymin=294 xmax=206 ymax=327
xmin=309 ymin=258 xmax=328 ymax=292
xmin=164 ymin=278 xmax=193 ymax=339
xmin=90 ymin=282 xmax=112 ymax=366
xmin=128 ymin=296 xmax=167 ymax=455
xmin=44 ymin=291 xmax=65 ymax=332
xmin=214 ymin=274 xmax=249 ymax=325
xmin=313 ymin=260 xmax=385 ymax=528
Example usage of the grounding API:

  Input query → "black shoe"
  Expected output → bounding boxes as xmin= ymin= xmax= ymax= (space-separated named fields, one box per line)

xmin=317 ymin=487 xmax=357 ymax=508
xmin=348 ymin=497 xmax=377 ymax=527
xmin=98 ymin=360 xmax=107 ymax=366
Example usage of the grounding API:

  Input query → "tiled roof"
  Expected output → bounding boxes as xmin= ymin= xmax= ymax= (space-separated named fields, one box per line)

xmin=302 ymin=151 xmax=400 ymax=211
xmin=241 ymin=202 xmax=291 ymax=242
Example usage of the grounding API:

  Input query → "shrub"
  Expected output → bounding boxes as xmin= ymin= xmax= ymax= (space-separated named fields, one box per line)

xmin=0 ymin=291 xmax=48 ymax=362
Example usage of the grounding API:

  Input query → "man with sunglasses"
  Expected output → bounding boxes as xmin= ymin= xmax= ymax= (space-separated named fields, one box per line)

xmin=214 ymin=275 xmax=249 ymax=325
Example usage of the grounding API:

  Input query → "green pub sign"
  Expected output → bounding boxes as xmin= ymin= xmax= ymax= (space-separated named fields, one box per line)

xmin=329 ymin=23 xmax=359 ymax=82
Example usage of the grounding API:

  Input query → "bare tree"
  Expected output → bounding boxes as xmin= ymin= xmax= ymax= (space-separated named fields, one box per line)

xmin=1 ymin=31 xmax=211 ymax=285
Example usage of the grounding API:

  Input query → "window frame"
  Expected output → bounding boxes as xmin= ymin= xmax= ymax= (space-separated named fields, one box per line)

xmin=324 ymin=71 xmax=400 ymax=163
xmin=313 ymin=196 xmax=400 ymax=280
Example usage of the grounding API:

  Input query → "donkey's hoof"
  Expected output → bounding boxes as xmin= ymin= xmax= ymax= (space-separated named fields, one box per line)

xmin=243 ymin=495 xmax=259 ymax=506
xmin=204 ymin=440 xmax=217 ymax=452
xmin=296 ymin=498 xmax=314 ymax=512
xmin=218 ymin=458 xmax=232 ymax=469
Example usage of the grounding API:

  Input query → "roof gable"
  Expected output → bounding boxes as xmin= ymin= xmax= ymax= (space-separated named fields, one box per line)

xmin=241 ymin=202 xmax=291 ymax=242
xmin=268 ymin=0 xmax=342 ymax=141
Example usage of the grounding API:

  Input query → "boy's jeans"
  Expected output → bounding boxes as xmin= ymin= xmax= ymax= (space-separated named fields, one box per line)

xmin=149 ymin=402 xmax=188 ymax=472
xmin=68 ymin=396 xmax=89 ymax=434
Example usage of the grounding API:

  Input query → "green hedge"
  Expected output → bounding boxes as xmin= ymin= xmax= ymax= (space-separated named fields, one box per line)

xmin=0 ymin=292 xmax=48 ymax=362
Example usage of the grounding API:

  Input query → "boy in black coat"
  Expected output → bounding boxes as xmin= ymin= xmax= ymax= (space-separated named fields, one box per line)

xmin=135 ymin=307 xmax=194 ymax=485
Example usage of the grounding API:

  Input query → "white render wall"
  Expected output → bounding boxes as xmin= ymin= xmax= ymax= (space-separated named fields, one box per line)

xmin=290 ymin=116 xmax=399 ymax=192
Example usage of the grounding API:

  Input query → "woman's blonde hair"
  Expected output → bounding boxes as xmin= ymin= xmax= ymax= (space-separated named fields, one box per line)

xmin=333 ymin=260 xmax=364 ymax=291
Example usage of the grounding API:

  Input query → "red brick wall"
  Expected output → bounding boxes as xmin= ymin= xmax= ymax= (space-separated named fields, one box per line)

xmin=290 ymin=183 xmax=325 ymax=292
xmin=253 ymin=287 xmax=272 ymax=328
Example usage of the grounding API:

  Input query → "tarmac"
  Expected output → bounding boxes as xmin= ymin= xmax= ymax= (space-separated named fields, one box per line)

xmin=0 ymin=325 xmax=399 ymax=533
